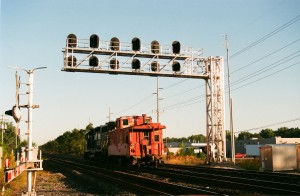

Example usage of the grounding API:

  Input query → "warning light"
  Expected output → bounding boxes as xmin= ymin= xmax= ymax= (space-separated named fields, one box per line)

xmin=132 ymin=37 xmax=141 ymax=51
xmin=110 ymin=58 xmax=119 ymax=69
xmin=172 ymin=61 xmax=180 ymax=72
xmin=172 ymin=41 xmax=180 ymax=54
xmin=90 ymin=34 xmax=99 ymax=48
xmin=151 ymin=61 xmax=160 ymax=72
xmin=5 ymin=105 xmax=22 ymax=123
xmin=67 ymin=56 xmax=77 ymax=67
xmin=67 ymin=34 xmax=77 ymax=47
xmin=151 ymin=40 xmax=160 ymax=54
xmin=110 ymin=37 xmax=120 ymax=51
xmin=89 ymin=56 xmax=98 ymax=67
xmin=132 ymin=59 xmax=141 ymax=70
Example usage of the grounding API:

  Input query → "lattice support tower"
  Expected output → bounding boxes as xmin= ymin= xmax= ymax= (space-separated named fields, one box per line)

xmin=204 ymin=57 xmax=226 ymax=163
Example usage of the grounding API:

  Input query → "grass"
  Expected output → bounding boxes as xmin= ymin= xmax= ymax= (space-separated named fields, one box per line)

xmin=164 ymin=155 xmax=205 ymax=166
xmin=235 ymin=158 xmax=261 ymax=171
xmin=164 ymin=155 xmax=262 ymax=171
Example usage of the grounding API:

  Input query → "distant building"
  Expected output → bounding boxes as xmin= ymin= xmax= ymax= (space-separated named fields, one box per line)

xmin=165 ymin=142 xmax=206 ymax=155
xmin=226 ymin=136 xmax=300 ymax=157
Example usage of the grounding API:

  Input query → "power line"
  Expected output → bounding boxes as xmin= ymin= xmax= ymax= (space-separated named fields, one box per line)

xmin=231 ymin=14 xmax=300 ymax=58
xmin=116 ymin=39 xmax=300 ymax=114
xmin=235 ymin=118 xmax=300 ymax=133
xmin=162 ymin=36 xmax=300 ymax=106
xmin=162 ymin=46 xmax=300 ymax=109
xmin=161 ymin=60 xmax=299 ymax=111
xmin=114 ymin=94 xmax=153 ymax=116
xmin=231 ymin=38 xmax=300 ymax=74
xmin=113 ymin=15 xmax=300 ymax=115
xmin=231 ymin=61 xmax=300 ymax=91
xmin=230 ymin=51 xmax=300 ymax=86
xmin=162 ymin=78 xmax=189 ymax=90
xmin=164 ymin=84 xmax=204 ymax=99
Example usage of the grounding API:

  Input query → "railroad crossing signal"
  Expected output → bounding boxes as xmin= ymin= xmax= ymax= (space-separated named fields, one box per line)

xmin=5 ymin=106 xmax=22 ymax=123
xmin=61 ymin=34 xmax=226 ymax=163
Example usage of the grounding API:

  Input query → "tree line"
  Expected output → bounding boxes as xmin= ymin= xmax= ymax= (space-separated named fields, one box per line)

xmin=166 ymin=127 xmax=300 ymax=143
xmin=232 ymin=127 xmax=300 ymax=140
xmin=40 ymin=123 xmax=93 ymax=155
xmin=164 ymin=134 xmax=206 ymax=143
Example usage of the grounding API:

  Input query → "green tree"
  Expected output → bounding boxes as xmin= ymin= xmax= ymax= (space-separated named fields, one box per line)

xmin=187 ymin=134 xmax=206 ymax=143
xmin=274 ymin=127 xmax=300 ymax=138
xmin=237 ymin=131 xmax=252 ymax=140
xmin=41 ymin=126 xmax=89 ymax=155
xmin=226 ymin=130 xmax=231 ymax=140
xmin=259 ymin=129 xmax=274 ymax=138
xmin=86 ymin=123 xmax=93 ymax=131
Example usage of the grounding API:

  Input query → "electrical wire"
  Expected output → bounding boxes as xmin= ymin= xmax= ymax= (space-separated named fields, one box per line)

xmin=164 ymin=84 xmax=204 ymax=99
xmin=231 ymin=38 xmax=300 ymax=74
xmin=230 ymin=14 xmax=300 ymax=59
xmin=235 ymin=118 xmax=300 ymax=133
xmin=231 ymin=61 xmax=300 ymax=91
xmin=230 ymin=51 xmax=300 ymax=86
xmin=160 ymin=59 xmax=299 ymax=111
xmin=114 ymin=94 xmax=153 ymax=116
xmin=113 ymin=15 xmax=300 ymax=115
xmin=162 ymin=78 xmax=189 ymax=90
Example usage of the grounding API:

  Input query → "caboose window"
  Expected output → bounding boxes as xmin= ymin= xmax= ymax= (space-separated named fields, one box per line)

xmin=122 ymin=119 xmax=129 ymax=126
xmin=144 ymin=131 xmax=149 ymax=140
xmin=145 ymin=118 xmax=151 ymax=124
xmin=155 ymin=135 xmax=159 ymax=141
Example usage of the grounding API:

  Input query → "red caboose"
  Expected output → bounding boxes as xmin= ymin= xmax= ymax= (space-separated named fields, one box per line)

xmin=108 ymin=114 xmax=166 ymax=165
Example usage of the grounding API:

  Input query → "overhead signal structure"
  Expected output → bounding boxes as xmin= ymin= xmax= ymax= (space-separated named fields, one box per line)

xmin=62 ymin=34 xmax=226 ymax=163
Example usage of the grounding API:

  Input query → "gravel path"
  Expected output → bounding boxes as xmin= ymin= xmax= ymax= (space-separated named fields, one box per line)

xmin=33 ymin=160 xmax=135 ymax=195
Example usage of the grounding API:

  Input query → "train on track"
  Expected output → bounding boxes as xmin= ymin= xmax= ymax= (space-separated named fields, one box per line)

xmin=84 ymin=114 xmax=166 ymax=166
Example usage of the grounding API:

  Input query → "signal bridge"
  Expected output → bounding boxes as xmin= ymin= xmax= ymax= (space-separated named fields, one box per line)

xmin=62 ymin=34 xmax=226 ymax=163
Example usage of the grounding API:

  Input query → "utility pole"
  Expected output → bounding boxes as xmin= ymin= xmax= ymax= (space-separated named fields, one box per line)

xmin=156 ymin=77 xmax=160 ymax=123
xmin=0 ymin=115 xmax=7 ymax=144
xmin=226 ymin=34 xmax=235 ymax=164
xmin=107 ymin=107 xmax=113 ymax=121
xmin=153 ymin=77 xmax=163 ymax=123
xmin=15 ymin=71 xmax=20 ymax=149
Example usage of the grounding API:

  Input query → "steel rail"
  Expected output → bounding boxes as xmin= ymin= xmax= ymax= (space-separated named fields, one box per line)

xmin=45 ymin=155 xmax=219 ymax=195
xmin=161 ymin=164 xmax=300 ymax=184
xmin=155 ymin=164 xmax=300 ymax=194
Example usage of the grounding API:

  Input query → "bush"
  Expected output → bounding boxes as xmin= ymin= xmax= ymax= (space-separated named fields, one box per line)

xmin=197 ymin=152 xmax=206 ymax=160
xmin=236 ymin=158 xmax=260 ymax=171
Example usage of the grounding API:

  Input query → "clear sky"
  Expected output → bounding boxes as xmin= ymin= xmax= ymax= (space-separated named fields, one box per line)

xmin=1 ymin=0 xmax=300 ymax=145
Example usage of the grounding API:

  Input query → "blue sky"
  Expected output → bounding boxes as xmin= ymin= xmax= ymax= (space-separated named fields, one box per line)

xmin=1 ymin=0 xmax=300 ymax=145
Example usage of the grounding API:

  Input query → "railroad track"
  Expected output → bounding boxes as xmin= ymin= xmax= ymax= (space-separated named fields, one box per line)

xmin=153 ymin=164 xmax=300 ymax=195
xmin=161 ymin=164 xmax=300 ymax=184
xmin=43 ymin=154 xmax=220 ymax=195
xmin=44 ymin=154 xmax=300 ymax=195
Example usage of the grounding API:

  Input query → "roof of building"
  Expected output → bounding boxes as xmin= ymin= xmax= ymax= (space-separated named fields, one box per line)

xmin=165 ymin=142 xmax=206 ymax=148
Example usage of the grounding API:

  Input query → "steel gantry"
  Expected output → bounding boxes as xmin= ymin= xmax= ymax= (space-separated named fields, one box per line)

xmin=61 ymin=34 xmax=226 ymax=163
